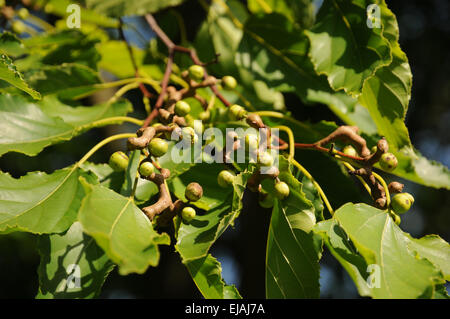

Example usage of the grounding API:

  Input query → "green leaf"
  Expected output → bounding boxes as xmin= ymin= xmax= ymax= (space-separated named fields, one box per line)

xmin=306 ymin=0 xmax=391 ymax=96
xmin=333 ymin=203 xmax=447 ymax=298
xmin=169 ymin=163 xmax=233 ymax=211
xmin=247 ymin=0 xmax=315 ymax=29
xmin=36 ymin=222 xmax=114 ymax=299
xmin=120 ymin=150 xmax=141 ymax=197
xmin=25 ymin=63 xmax=101 ymax=99
xmin=80 ymin=162 xmax=124 ymax=192
xmin=0 ymin=32 xmax=27 ymax=57
xmin=265 ymin=157 xmax=322 ymax=298
xmin=0 ymin=94 xmax=132 ymax=156
xmin=98 ymin=41 xmax=145 ymax=78
xmin=185 ymin=254 xmax=241 ymax=299
xmin=0 ymin=54 xmax=40 ymax=99
xmin=84 ymin=0 xmax=186 ymax=17
xmin=175 ymin=169 xmax=252 ymax=262
xmin=78 ymin=181 xmax=170 ymax=275
xmin=0 ymin=167 xmax=93 ymax=234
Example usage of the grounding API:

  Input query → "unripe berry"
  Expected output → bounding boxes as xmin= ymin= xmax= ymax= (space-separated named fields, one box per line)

xmin=199 ymin=110 xmax=210 ymax=122
xmin=259 ymin=193 xmax=274 ymax=208
xmin=379 ymin=152 xmax=398 ymax=171
xmin=12 ymin=20 xmax=26 ymax=34
xmin=228 ymin=104 xmax=247 ymax=121
xmin=371 ymin=146 xmax=377 ymax=154
xmin=274 ymin=181 xmax=290 ymax=200
xmin=181 ymin=126 xmax=198 ymax=145
xmin=185 ymin=182 xmax=203 ymax=202
xmin=139 ymin=161 xmax=155 ymax=177
xmin=148 ymin=138 xmax=168 ymax=157
xmin=175 ymin=100 xmax=191 ymax=117
xmin=188 ymin=65 xmax=204 ymax=81
xmin=217 ymin=170 xmax=236 ymax=188
xmin=109 ymin=151 xmax=129 ymax=172
xmin=391 ymin=192 xmax=414 ymax=214
xmin=343 ymin=145 xmax=358 ymax=157
xmin=258 ymin=152 xmax=274 ymax=167
xmin=18 ymin=8 xmax=29 ymax=20
xmin=181 ymin=207 xmax=196 ymax=222
xmin=245 ymin=134 xmax=259 ymax=150
xmin=222 ymin=75 xmax=237 ymax=90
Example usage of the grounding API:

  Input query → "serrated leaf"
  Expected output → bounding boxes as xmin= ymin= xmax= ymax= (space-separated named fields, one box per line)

xmin=78 ymin=181 xmax=170 ymax=275
xmin=36 ymin=222 xmax=114 ymax=299
xmin=0 ymin=167 xmax=93 ymax=234
xmin=333 ymin=203 xmax=447 ymax=298
xmin=185 ymin=254 xmax=241 ymax=299
xmin=0 ymin=54 xmax=40 ymax=99
xmin=265 ymin=157 xmax=322 ymax=298
xmin=306 ymin=0 xmax=392 ymax=96
xmin=175 ymin=169 xmax=252 ymax=262
xmin=25 ymin=63 xmax=100 ymax=99
xmin=0 ymin=94 xmax=132 ymax=156
xmin=0 ymin=32 xmax=27 ymax=57
xmin=84 ymin=0 xmax=186 ymax=17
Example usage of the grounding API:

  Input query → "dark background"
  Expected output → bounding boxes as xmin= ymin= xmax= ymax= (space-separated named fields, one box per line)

xmin=0 ymin=0 xmax=448 ymax=298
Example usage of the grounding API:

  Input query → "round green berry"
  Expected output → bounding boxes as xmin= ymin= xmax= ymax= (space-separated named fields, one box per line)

xmin=391 ymin=192 xmax=414 ymax=214
xmin=181 ymin=207 xmax=196 ymax=222
xmin=139 ymin=161 xmax=155 ymax=177
xmin=148 ymin=138 xmax=168 ymax=157
xmin=222 ymin=75 xmax=237 ymax=90
xmin=185 ymin=182 xmax=203 ymax=202
xmin=188 ymin=65 xmax=204 ymax=81
xmin=343 ymin=145 xmax=358 ymax=157
xmin=245 ymin=133 xmax=259 ymax=150
xmin=217 ymin=170 xmax=236 ymax=188
xmin=258 ymin=152 xmax=274 ymax=167
xmin=199 ymin=110 xmax=210 ymax=122
xmin=379 ymin=152 xmax=398 ymax=171
xmin=371 ymin=145 xmax=378 ymax=154
xmin=274 ymin=181 xmax=290 ymax=200
xmin=18 ymin=8 xmax=29 ymax=20
xmin=181 ymin=126 xmax=198 ymax=144
xmin=228 ymin=104 xmax=247 ymax=121
xmin=259 ymin=193 xmax=274 ymax=209
xmin=175 ymin=100 xmax=191 ymax=117
xmin=12 ymin=20 xmax=26 ymax=34
xmin=109 ymin=151 xmax=129 ymax=172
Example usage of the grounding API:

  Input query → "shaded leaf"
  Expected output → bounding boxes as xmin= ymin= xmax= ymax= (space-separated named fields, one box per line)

xmin=36 ymin=222 xmax=114 ymax=299
xmin=185 ymin=254 xmax=241 ymax=299
xmin=78 ymin=180 xmax=170 ymax=275
xmin=84 ymin=0 xmax=186 ymax=17
xmin=0 ymin=167 xmax=93 ymax=234
xmin=0 ymin=32 xmax=26 ymax=57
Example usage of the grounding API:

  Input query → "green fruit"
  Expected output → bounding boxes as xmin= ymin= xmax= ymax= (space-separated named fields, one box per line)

xmin=342 ymin=145 xmax=358 ymax=157
xmin=217 ymin=170 xmax=236 ymax=188
xmin=18 ymin=8 xmax=29 ymax=20
xmin=181 ymin=207 xmax=196 ymax=222
xmin=258 ymin=152 xmax=274 ymax=167
xmin=148 ymin=138 xmax=168 ymax=157
xmin=175 ymin=100 xmax=191 ymax=117
xmin=371 ymin=145 xmax=378 ymax=154
xmin=379 ymin=152 xmax=398 ymax=171
xmin=393 ymin=214 xmax=401 ymax=225
xmin=188 ymin=65 xmax=204 ymax=81
xmin=259 ymin=193 xmax=274 ymax=208
xmin=185 ymin=182 xmax=203 ymax=202
xmin=12 ymin=20 xmax=26 ymax=34
xmin=274 ymin=181 xmax=290 ymax=200
xmin=222 ymin=75 xmax=237 ymax=90
xmin=139 ymin=162 xmax=155 ymax=177
xmin=391 ymin=193 xmax=414 ymax=214
xmin=245 ymin=134 xmax=259 ymax=150
xmin=228 ymin=104 xmax=247 ymax=121
xmin=109 ymin=151 xmax=129 ymax=172
xmin=181 ymin=126 xmax=198 ymax=144
xmin=199 ymin=110 xmax=210 ymax=122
